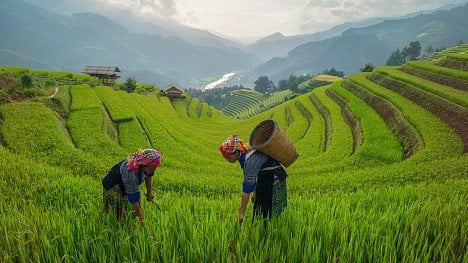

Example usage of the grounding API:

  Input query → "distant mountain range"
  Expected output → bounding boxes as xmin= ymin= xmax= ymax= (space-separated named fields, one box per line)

xmin=245 ymin=17 xmax=388 ymax=62
xmin=245 ymin=3 xmax=464 ymax=63
xmin=246 ymin=3 xmax=468 ymax=84
xmin=1 ymin=0 xmax=467 ymax=88
xmin=0 ymin=0 xmax=258 ymax=87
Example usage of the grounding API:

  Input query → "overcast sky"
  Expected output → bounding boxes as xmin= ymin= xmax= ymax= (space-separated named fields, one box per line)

xmin=101 ymin=0 xmax=467 ymax=38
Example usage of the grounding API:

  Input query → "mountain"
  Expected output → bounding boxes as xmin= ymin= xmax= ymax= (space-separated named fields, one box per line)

xmin=250 ymin=3 xmax=468 ymax=83
xmin=0 ymin=49 xmax=54 ymax=70
xmin=245 ymin=17 xmax=388 ymax=62
xmin=340 ymin=4 xmax=468 ymax=49
xmin=0 ymin=0 xmax=259 ymax=87
xmin=105 ymin=9 xmax=247 ymax=52
xmin=20 ymin=0 xmax=248 ymax=57
xmin=245 ymin=3 xmax=466 ymax=63
xmin=19 ymin=0 xmax=256 ymax=66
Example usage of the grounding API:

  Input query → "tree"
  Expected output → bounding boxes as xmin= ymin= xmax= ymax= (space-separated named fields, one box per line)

xmin=360 ymin=63 xmax=375 ymax=72
xmin=123 ymin=77 xmax=137 ymax=93
xmin=405 ymin=41 xmax=421 ymax=61
xmin=254 ymin=76 xmax=275 ymax=93
xmin=386 ymin=49 xmax=406 ymax=66
xmin=423 ymin=45 xmax=434 ymax=58
xmin=386 ymin=41 xmax=422 ymax=66
xmin=322 ymin=68 xmax=344 ymax=77
xmin=20 ymin=73 xmax=33 ymax=88
xmin=277 ymin=73 xmax=313 ymax=93
xmin=278 ymin=79 xmax=288 ymax=91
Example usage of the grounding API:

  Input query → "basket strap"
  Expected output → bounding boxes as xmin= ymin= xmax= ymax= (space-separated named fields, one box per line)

xmin=245 ymin=150 xmax=256 ymax=161
xmin=260 ymin=166 xmax=281 ymax=171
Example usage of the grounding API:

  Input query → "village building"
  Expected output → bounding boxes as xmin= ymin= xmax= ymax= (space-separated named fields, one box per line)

xmin=81 ymin=66 xmax=121 ymax=85
xmin=164 ymin=83 xmax=183 ymax=100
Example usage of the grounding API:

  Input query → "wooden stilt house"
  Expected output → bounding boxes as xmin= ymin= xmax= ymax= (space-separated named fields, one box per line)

xmin=164 ymin=83 xmax=183 ymax=100
xmin=81 ymin=66 xmax=121 ymax=85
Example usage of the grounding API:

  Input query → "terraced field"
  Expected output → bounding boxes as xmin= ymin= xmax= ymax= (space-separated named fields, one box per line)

xmin=221 ymin=89 xmax=293 ymax=119
xmin=426 ymin=43 xmax=468 ymax=60
xmin=0 ymin=50 xmax=467 ymax=262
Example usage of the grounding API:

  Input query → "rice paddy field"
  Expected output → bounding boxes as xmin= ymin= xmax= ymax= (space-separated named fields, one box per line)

xmin=0 ymin=51 xmax=467 ymax=262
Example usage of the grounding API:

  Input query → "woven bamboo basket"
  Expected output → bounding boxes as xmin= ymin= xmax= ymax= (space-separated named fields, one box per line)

xmin=249 ymin=119 xmax=298 ymax=167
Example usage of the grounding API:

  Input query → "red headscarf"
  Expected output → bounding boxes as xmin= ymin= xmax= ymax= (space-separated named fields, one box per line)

xmin=127 ymin=149 xmax=161 ymax=172
xmin=219 ymin=134 xmax=247 ymax=157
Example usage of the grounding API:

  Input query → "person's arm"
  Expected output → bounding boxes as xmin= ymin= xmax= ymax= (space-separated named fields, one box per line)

xmin=238 ymin=153 xmax=268 ymax=223
xmin=145 ymin=175 xmax=154 ymax=201
xmin=238 ymin=192 xmax=250 ymax=223
xmin=122 ymin=169 xmax=144 ymax=223
xmin=131 ymin=201 xmax=143 ymax=223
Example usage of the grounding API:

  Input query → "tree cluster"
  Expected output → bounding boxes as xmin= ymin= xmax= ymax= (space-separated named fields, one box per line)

xmin=386 ymin=41 xmax=422 ymax=66
xmin=187 ymin=85 xmax=245 ymax=109
xmin=360 ymin=63 xmax=375 ymax=72
xmin=277 ymin=74 xmax=312 ymax=93
xmin=120 ymin=77 xmax=137 ymax=93
xmin=254 ymin=76 xmax=276 ymax=93
xmin=321 ymin=68 xmax=345 ymax=78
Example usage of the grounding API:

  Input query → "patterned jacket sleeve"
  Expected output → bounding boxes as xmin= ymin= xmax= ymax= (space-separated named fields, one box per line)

xmin=242 ymin=152 xmax=268 ymax=193
xmin=121 ymin=166 xmax=141 ymax=203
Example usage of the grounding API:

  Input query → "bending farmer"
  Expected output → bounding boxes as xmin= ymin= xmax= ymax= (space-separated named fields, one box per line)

xmin=219 ymin=134 xmax=287 ymax=223
xmin=102 ymin=148 xmax=161 ymax=223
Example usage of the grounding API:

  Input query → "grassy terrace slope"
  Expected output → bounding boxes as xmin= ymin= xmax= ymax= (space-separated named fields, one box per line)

xmin=0 ymin=49 xmax=467 ymax=262
xmin=221 ymin=89 xmax=293 ymax=119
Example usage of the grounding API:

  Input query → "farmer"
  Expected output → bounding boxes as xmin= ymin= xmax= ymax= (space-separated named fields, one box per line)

xmin=102 ymin=148 xmax=161 ymax=224
xmin=219 ymin=134 xmax=287 ymax=223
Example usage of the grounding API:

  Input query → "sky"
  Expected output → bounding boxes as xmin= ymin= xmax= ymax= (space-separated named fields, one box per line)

xmin=98 ymin=0 xmax=467 ymax=38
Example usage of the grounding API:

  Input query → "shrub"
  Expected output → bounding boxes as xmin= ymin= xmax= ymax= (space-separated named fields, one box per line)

xmin=20 ymin=73 xmax=33 ymax=88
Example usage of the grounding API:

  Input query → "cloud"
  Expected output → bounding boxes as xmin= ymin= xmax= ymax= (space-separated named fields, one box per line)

xmin=102 ymin=0 xmax=178 ymax=17
xmin=88 ymin=0 xmax=466 ymax=37
xmin=298 ymin=0 xmax=466 ymax=33
xmin=158 ymin=0 xmax=178 ymax=17
xmin=183 ymin=10 xmax=200 ymax=24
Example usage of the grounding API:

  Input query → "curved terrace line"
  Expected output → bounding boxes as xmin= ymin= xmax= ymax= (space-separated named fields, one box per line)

xmin=295 ymin=101 xmax=312 ymax=140
xmin=326 ymin=88 xmax=363 ymax=154
xmin=370 ymin=72 xmax=468 ymax=153
xmin=343 ymin=80 xmax=422 ymax=159
xmin=401 ymin=64 xmax=468 ymax=91
xmin=309 ymin=93 xmax=331 ymax=152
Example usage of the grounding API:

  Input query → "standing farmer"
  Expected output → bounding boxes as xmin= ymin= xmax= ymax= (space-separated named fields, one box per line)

xmin=102 ymin=148 xmax=161 ymax=224
xmin=219 ymin=134 xmax=287 ymax=223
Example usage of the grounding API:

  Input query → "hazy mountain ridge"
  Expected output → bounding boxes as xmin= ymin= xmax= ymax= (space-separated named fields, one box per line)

xmin=250 ymin=3 xmax=468 ymax=83
xmin=20 ymin=0 xmax=248 ymax=51
xmin=1 ymin=0 xmax=467 ymax=88
xmin=0 ymin=49 xmax=54 ymax=70
xmin=0 ymin=0 xmax=259 ymax=87
xmin=245 ymin=17 xmax=388 ymax=62
xmin=246 ymin=3 xmax=466 ymax=64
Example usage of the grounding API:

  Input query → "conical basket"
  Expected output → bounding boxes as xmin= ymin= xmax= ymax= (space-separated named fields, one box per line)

xmin=249 ymin=119 xmax=298 ymax=167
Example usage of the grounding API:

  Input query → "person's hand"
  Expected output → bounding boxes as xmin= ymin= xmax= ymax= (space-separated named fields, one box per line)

xmin=146 ymin=192 xmax=154 ymax=202
xmin=237 ymin=212 xmax=244 ymax=224
xmin=251 ymin=192 xmax=256 ymax=203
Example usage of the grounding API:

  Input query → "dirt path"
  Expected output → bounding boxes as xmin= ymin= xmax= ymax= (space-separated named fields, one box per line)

xmin=48 ymin=87 xmax=59 ymax=98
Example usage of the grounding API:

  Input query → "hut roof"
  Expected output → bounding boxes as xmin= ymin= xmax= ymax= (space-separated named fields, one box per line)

xmin=82 ymin=66 xmax=121 ymax=76
xmin=164 ymin=84 xmax=183 ymax=93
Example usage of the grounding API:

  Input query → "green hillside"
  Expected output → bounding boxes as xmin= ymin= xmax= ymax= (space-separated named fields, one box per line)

xmin=0 ymin=49 xmax=467 ymax=261
xmin=425 ymin=43 xmax=468 ymax=61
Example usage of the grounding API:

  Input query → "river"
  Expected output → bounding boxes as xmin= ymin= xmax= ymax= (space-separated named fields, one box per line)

xmin=202 ymin=72 xmax=236 ymax=90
